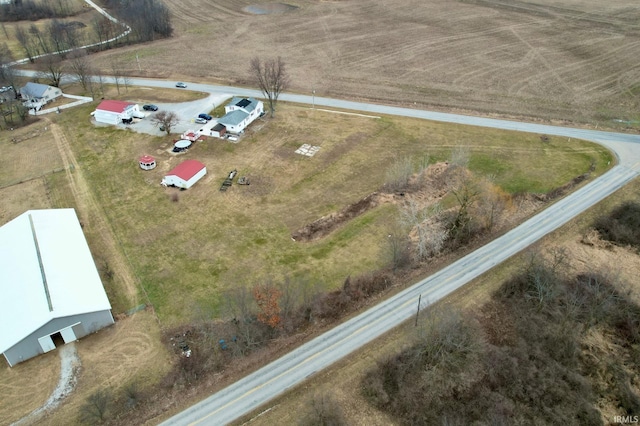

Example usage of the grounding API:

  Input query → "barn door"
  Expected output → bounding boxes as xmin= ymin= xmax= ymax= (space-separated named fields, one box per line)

xmin=37 ymin=335 xmax=56 ymax=353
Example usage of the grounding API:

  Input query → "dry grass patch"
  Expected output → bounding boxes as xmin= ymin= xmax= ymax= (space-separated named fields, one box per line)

xmin=38 ymin=311 xmax=172 ymax=426
xmin=46 ymin=99 xmax=611 ymax=325
xmin=0 ymin=178 xmax=52 ymax=225
xmin=0 ymin=121 xmax=64 ymax=187
xmin=0 ymin=349 xmax=61 ymax=425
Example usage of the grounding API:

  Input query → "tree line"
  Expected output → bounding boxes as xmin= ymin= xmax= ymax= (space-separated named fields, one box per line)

xmin=0 ymin=0 xmax=76 ymax=22
xmin=11 ymin=0 xmax=172 ymax=63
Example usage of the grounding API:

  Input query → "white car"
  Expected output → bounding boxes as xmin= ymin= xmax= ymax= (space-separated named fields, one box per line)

xmin=195 ymin=117 xmax=207 ymax=124
xmin=175 ymin=82 xmax=187 ymax=88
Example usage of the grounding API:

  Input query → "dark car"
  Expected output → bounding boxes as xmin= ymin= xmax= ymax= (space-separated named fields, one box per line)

xmin=143 ymin=104 xmax=158 ymax=111
xmin=198 ymin=113 xmax=212 ymax=121
xmin=175 ymin=82 xmax=187 ymax=88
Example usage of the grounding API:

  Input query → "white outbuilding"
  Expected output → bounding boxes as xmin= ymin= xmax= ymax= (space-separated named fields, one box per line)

xmin=162 ymin=160 xmax=207 ymax=189
xmin=0 ymin=209 xmax=114 ymax=367
xmin=94 ymin=100 xmax=141 ymax=125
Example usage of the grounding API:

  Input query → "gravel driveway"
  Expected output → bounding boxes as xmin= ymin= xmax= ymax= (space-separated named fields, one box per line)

xmin=12 ymin=343 xmax=81 ymax=426
xmin=126 ymin=92 xmax=232 ymax=136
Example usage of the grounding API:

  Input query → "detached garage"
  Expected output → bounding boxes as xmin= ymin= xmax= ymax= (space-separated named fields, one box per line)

xmin=162 ymin=160 xmax=207 ymax=189
xmin=0 ymin=209 xmax=114 ymax=367
xmin=94 ymin=100 xmax=141 ymax=125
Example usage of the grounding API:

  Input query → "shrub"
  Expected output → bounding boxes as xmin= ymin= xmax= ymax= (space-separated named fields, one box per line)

xmin=595 ymin=202 xmax=640 ymax=249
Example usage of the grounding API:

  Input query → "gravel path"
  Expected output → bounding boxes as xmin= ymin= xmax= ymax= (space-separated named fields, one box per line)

xmin=12 ymin=344 xmax=81 ymax=426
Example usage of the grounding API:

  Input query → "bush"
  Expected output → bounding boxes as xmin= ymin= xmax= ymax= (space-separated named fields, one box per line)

xmin=363 ymin=249 xmax=640 ymax=425
xmin=595 ymin=201 xmax=640 ymax=249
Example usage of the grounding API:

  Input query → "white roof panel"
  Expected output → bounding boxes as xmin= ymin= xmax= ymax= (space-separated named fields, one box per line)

xmin=0 ymin=209 xmax=112 ymax=353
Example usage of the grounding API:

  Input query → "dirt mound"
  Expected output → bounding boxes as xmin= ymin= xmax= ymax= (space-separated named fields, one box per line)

xmin=292 ymin=162 xmax=453 ymax=242
xmin=291 ymin=192 xmax=383 ymax=242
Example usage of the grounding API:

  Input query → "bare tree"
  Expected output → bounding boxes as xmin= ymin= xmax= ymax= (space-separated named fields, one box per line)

xmin=29 ymin=23 xmax=50 ymax=56
xmin=15 ymin=25 xmax=38 ymax=62
xmin=68 ymin=49 xmax=92 ymax=91
xmin=110 ymin=59 xmax=128 ymax=94
xmin=36 ymin=53 xmax=65 ymax=87
xmin=299 ymin=392 xmax=347 ymax=426
xmin=385 ymin=225 xmax=411 ymax=271
xmin=79 ymin=389 xmax=111 ymax=424
xmin=0 ymin=44 xmax=19 ymax=99
xmin=151 ymin=111 xmax=179 ymax=134
xmin=250 ymin=56 xmax=290 ymax=117
xmin=385 ymin=156 xmax=414 ymax=193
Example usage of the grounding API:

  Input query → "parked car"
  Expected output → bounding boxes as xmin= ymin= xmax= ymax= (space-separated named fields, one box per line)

xmin=143 ymin=104 xmax=158 ymax=111
xmin=195 ymin=117 xmax=207 ymax=124
xmin=175 ymin=82 xmax=187 ymax=88
xmin=198 ymin=113 xmax=212 ymax=121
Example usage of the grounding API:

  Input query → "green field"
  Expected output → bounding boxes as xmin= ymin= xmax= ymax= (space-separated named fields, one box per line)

xmin=40 ymin=98 xmax=612 ymax=325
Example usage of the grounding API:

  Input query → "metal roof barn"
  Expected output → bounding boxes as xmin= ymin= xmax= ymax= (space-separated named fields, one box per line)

xmin=162 ymin=160 xmax=207 ymax=189
xmin=0 ymin=209 xmax=114 ymax=367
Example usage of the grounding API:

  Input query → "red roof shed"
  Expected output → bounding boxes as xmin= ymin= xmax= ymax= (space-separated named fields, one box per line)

xmin=162 ymin=160 xmax=207 ymax=189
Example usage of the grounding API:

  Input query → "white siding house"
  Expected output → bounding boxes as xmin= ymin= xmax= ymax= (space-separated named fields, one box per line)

xmin=94 ymin=100 xmax=141 ymax=125
xmin=20 ymin=82 xmax=62 ymax=110
xmin=218 ymin=97 xmax=264 ymax=134
xmin=162 ymin=160 xmax=207 ymax=189
xmin=0 ymin=209 xmax=114 ymax=367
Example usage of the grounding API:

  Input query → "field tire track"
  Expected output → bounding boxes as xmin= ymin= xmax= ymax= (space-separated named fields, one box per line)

xmin=48 ymin=120 xmax=139 ymax=309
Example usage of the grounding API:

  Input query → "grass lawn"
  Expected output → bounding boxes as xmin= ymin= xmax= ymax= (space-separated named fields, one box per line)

xmin=39 ymin=99 xmax=612 ymax=325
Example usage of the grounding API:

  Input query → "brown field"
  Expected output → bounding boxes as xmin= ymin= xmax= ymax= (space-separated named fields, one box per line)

xmin=2 ymin=0 xmax=639 ymax=423
xmin=77 ymin=0 xmax=640 ymax=127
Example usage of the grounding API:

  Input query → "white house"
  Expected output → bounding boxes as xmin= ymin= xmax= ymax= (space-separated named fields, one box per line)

xmin=20 ymin=82 xmax=62 ymax=110
xmin=94 ymin=100 xmax=142 ymax=125
xmin=162 ymin=160 xmax=207 ymax=189
xmin=218 ymin=97 xmax=264 ymax=134
xmin=0 ymin=209 xmax=114 ymax=367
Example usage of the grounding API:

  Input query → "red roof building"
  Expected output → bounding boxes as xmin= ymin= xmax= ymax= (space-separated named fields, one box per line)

xmin=96 ymin=100 xmax=133 ymax=113
xmin=94 ymin=100 xmax=141 ymax=125
xmin=162 ymin=160 xmax=207 ymax=189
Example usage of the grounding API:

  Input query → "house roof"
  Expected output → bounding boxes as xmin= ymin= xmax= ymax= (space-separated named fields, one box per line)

xmin=96 ymin=100 xmax=134 ymax=113
xmin=21 ymin=82 xmax=53 ymax=98
xmin=219 ymin=110 xmax=248 ymax=126
xmin=228 ymin=97 xmax=260 ymax=113
xmin=0 ymin=209 xmax=112 ymax=354
xmin=167 ymin=160 xmax=206 ymax=181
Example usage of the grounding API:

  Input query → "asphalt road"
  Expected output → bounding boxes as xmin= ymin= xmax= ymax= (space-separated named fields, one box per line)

xmin=146 ymin=79 xmax=640 ymax=426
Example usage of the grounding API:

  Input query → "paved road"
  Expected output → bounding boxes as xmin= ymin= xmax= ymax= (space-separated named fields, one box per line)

xmin=146 ymin=79 xmax=640 ymax=425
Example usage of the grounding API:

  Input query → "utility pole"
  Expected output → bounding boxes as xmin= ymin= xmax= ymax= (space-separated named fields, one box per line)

xmin=136 ymin=54 xmax=141 ymax=72
xmin=414 ymin=294 xmax=421 ymax=327
xmin=312 ymin=89 xmax=315 ymax=109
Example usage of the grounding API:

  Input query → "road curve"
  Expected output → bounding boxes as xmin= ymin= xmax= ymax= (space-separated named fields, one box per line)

xmin=147 ymin=78 xmax=640 ymax=426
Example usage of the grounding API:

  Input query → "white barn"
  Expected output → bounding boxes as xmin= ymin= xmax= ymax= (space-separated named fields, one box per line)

xmin=218 ymin=97 xmax=264 ymax=134
xmin=94 ymin=100 xmax=141 ymax=125
xmin=0 ymin=209 xmax=114 ymax=367
xmin=162 ymin=160 xmax=207 ymax=189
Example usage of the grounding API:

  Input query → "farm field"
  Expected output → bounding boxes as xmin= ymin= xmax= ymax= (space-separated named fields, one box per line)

xmin=77 ymin=0 xmax=640 ymax=128
xmin=1 ymin=0 xmax=639 ymax=422
xmin=0 ymin=94 xmax=613 ymax=424
xmin=26 ymin=99 xmax=611 ymax=325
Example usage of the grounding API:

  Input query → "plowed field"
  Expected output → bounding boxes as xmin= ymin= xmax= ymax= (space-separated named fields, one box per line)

xmin=91 ymin=0 xmax=640 ymax=125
